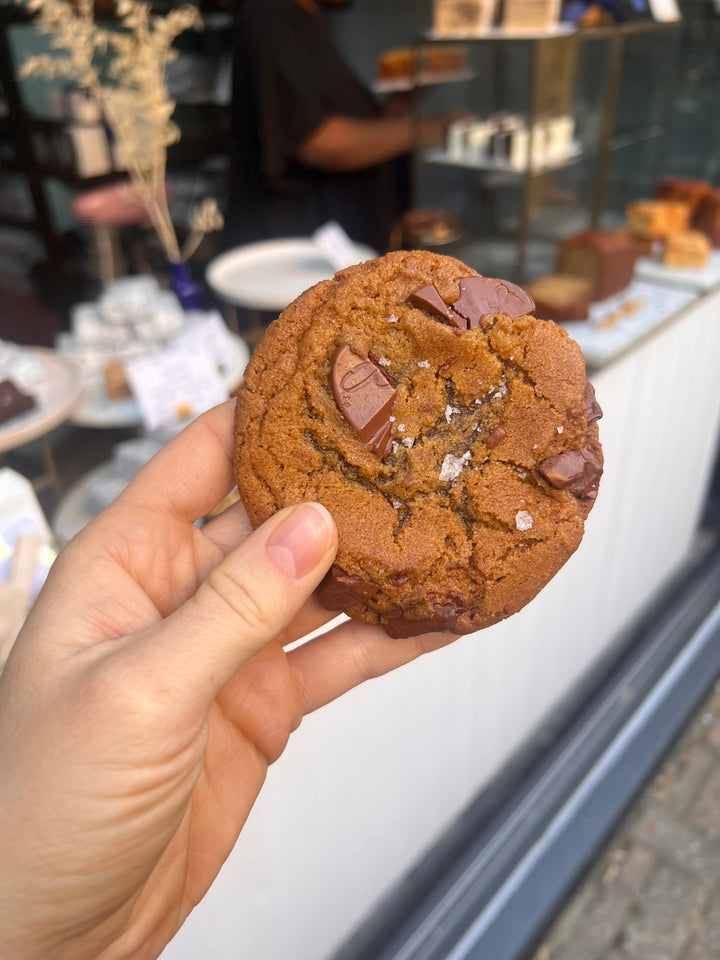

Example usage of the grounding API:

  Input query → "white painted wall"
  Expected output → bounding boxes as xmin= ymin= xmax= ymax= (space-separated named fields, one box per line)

xmin=162 ymin=288 xmax=720 ymax=960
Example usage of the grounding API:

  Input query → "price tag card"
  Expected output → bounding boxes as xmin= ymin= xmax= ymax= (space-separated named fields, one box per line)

xmin=125 ymin=345 xmax=228 ymax=431
xmin=176 ymin=311 xmax=237 ymax=373
xmin=313 ymin=220 xmax=360 ymax=272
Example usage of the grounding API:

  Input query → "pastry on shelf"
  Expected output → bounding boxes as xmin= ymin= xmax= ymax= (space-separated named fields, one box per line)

xmin=625 ymin=200 xmax=689 ymax=240
xmin=557 ymin=230 xmax=640 ymax=302
xmin=376 ymin=45 xmax=466 ymax=82
xmin=693 ymin=188 xmax=720 ymax=247
xmin=376 ymin=48 xmax=418 ymax=81
xmin=655 ymin=178 xmax=712 ymax=218
xmin=502 ymin=0 xmax=560 ymax=31
xmin=662 ymin=230 xmax=711 ymax=269
xmin=399 ymin=208 xmax=463 ymax=247
xmin=433 ymin=0 xmax=498 ymax=35
xmin=524 ymin=274 xmax=592 ymax=322
xmin=422 ymin=45 xmax=467 ymax=76
xmin=103 ymin=361 xmax=133 ymax=401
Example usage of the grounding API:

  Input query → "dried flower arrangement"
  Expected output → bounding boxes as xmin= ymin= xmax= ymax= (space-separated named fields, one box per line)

xmin=17 ymin=0 xmax=224 ymax=265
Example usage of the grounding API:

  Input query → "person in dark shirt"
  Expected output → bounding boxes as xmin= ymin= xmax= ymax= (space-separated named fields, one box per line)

xmin=227 ymin=0 xmax=454 ymax=253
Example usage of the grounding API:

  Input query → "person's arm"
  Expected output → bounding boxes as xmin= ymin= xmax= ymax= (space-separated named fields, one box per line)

xmin=295 ymin=113 xmax=452 ymax=173
xmin=0 ymin=399 xmax=456 ymax=960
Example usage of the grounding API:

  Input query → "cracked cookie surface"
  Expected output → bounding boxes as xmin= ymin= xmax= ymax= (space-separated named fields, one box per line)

xmin=233 ymin=250 xmax=602 ymax=637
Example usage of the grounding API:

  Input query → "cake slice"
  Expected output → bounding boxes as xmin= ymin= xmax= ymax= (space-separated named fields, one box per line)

xmin=662 ymin=230 xmax=711 ymax=269
xmin=626 ymin=200 xmax=689 ymax=240
xmin=524 ymin=274 xmax=592 ymax=322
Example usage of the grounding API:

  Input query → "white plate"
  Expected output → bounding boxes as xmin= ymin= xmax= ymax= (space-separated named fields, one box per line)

xmin=634 ymin=250 xmax=720 ymax=292
xmin=0 ymin=350 xmax=83 ymax=453
xmin=70 ymin=333 xmax=250 ymax=429
xmin=205 ymin=238 xmax=377 ymax=311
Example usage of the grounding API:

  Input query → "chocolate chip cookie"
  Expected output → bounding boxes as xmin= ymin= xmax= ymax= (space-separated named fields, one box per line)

xmin=233 ymin=250 xmax=602 ymax=638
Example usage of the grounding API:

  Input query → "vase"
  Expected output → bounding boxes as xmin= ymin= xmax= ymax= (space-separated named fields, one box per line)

xmin=169 ymin=260 xmax=204 ymax=311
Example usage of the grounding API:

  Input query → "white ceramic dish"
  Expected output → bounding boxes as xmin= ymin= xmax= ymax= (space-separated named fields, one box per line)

xmin=205 ymin=238 xmax=377 ymax=312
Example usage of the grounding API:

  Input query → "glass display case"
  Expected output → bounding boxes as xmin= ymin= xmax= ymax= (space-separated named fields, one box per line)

xmin=410 ymin=21 xmax=682 ymax=282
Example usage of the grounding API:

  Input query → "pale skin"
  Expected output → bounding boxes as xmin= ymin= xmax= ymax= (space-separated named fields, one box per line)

xmin=290 ymin=0 xmax=472 ymax=173
xmin=0 ymin=399 xmax=456 ymax=960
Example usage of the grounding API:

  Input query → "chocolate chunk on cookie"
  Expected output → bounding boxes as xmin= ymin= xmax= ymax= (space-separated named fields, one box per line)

xmin=234 ymin=250 xmax=602 ymax=638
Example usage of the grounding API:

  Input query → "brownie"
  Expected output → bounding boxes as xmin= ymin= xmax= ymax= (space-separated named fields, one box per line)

xmin=0 ymin=379 xmax=36 ymax=426
xmin=233 ymin=251 xmax=602 ymax=638
xmin=557 ymin=230 xmax=640 ymax=302
xmin=524 ymin=274 xmax=592 ymax=322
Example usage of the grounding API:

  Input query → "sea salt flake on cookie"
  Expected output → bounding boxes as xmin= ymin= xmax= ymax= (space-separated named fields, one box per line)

xmin=515 ymin=510 xmax=533 ymax=531
xmin=439 ymin=451 xmax=472 ymax=482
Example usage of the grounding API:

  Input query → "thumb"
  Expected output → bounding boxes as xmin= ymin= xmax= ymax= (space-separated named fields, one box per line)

xmin=139 ymin=502 xmax=337 ymax=701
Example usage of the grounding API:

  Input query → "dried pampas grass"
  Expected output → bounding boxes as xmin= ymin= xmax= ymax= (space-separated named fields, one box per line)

xmin=18 ymin=0 xmax=223 ymax=264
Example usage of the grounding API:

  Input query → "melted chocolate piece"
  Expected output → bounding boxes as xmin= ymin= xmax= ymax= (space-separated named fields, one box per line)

xmin=331 ymin=345 xmax=397 ymax=456
xmin=487 ymin=423 xmax=506 ymax=448
xmin=383 ymin=596 xmax=465 ymax=638
xmin=317 ymin=565 xmax=380 ymax=611
xmin=408 ymin=285 xmax=463 ymax=328
xmin=539 ymin=443 xmax=603 ymax=499
xmin=452 ymin=277 xmax=535 ymax=328
xmin=408 ymin=276 xmax=535 ymax=331
xmin=584 ymin=380 xmax=603 ymax=423
xmin=384 ymin=606 xmax=464 ymax=638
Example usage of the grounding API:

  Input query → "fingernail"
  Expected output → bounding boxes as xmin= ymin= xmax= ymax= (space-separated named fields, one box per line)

xmin=266 ymin=504 xmax=335 ymax=580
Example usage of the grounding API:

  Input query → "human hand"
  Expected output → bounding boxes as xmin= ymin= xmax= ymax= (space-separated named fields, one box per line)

xmin=416 ymin=110 xmax=477 ymax=148
xmin=0 ymin=399 xmax=456 ymax=960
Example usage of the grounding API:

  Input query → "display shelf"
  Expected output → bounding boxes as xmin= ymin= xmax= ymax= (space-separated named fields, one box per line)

xmin=0 ymin=211 xmax=33 ymax=230
xmin=558 ymin=278 xmax=697 ymax=368
xmin=373 ymin=68 xmax=476 ymax=94
xmin=423 ymin=24 xmax=576 ymax=41
xmin=423 ymin=141 xmax=583 ymax=175
xmin=634 ymin=250 xmax=720 ymax=292
xmin=416 ymin=19 xmax=682 ymax=281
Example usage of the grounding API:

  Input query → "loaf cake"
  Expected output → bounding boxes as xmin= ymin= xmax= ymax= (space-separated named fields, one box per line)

xmin=557 ymin=230 xmax=640 ymax=302
xmin=524 ymin=274 xmax=592 ymax=322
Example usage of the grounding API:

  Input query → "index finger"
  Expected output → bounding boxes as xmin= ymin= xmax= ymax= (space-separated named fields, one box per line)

xmin=118 ymin=399 xmax=238 ymax=522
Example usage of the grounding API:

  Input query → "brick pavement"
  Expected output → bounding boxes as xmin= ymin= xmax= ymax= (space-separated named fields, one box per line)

xmin=533 ymin=677 xmax=720 ymax=960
